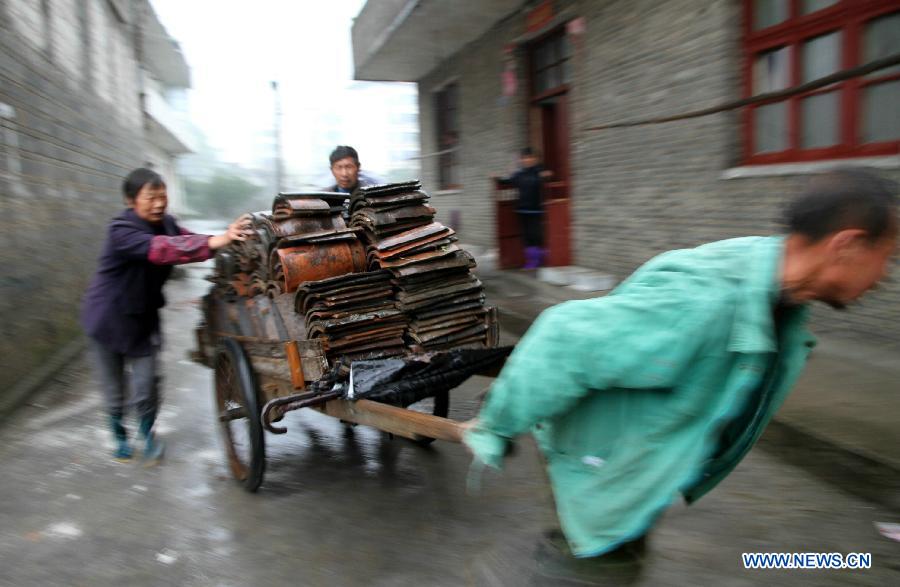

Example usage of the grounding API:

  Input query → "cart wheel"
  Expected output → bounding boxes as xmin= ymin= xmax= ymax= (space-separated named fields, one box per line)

xmin=405 ymin=390 xmax=450 ymax=446
xmin=214 ymin=337 xmax=265 ymax=492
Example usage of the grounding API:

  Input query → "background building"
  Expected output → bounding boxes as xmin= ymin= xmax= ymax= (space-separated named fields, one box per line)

xmin=352 ymin=0 xmax=900 ymax=342
xmin=1 ymin=0 xmax=193 ymax=399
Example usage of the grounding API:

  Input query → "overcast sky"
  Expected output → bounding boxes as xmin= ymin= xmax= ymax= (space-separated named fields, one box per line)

xmin=150 ymin=0 xmax=384 ymax=170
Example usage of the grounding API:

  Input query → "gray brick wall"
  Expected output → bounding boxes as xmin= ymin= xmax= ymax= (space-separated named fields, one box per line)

xmin=419 ymin=10 xmax=530 ymax=249
xmin=417 ymin=0 xmax=900 ymax=343
xmin=50 ymin=0 xmax=84 ymax=82
xmin=571 ymin=0 xmax=746 ymax=267
xmin=8 ymin=0 xmax=47 ymax=53
xmin=1 ymin=0 xmax=148 ymax=394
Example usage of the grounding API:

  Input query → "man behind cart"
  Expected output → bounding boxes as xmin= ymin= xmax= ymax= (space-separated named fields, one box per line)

xmin=322 ymin=145 xmax=379 ymax=218
xmin=464 ymin=168 xmax=898 ymax=582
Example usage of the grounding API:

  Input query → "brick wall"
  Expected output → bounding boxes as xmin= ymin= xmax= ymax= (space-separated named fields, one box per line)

xmin=417 ymin=0 xmax=900 ymax=343
xmin=88 ymin=0 xmax=114 ymax=105
xmin=1 ymin=0 xmax=148 ymax=395
xmin=50 ymin=0 xmax=84 ymax=82
xmin=419 ymin=10 xmax=530 ymax=249
xmin=8 ymin=0 xmax=47 ymax=53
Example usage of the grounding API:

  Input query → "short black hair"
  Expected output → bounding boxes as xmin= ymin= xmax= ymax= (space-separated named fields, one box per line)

xmin=520 ymin=147 xmax=534 ymax=157
xmin=123 ymin=167 xmax=165 ymax=201
xmin=330 ymin=145 xmax=360 ymax=166
xmin=784 ymin=167 xmax=898 ymax=242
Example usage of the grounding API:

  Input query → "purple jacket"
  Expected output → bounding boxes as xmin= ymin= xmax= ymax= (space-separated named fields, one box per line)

xmin=81 ymin=209 xmax=212 ymax=356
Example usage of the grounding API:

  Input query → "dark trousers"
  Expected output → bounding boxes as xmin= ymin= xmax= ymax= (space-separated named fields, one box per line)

xmin=89 ymin=338 xmax=160 ymax=420
xmin=518 ymin=212 xmax=544 ymax=247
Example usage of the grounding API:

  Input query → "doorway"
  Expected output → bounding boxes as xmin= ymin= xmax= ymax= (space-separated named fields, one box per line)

xmin=530 ymin=28 xmax=572 ymax=266
xmin=494 ymin=26 xmax=574 ymax=269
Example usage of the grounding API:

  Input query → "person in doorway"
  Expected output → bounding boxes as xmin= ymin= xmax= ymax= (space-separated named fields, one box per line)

xmin=495 ymin=147 xmax=553 ymax=269
xmin=464 ymin=168 xmax=897 ymax=581
xmin=81 ymin=168 xmax=252 ymax=463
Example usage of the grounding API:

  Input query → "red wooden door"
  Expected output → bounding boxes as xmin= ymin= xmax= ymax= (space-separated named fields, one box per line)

xmin=493 ymin=27 xmax=573 ymax=269
xmin=539 ymin=94 xmax=572 ymax=266
xmin=495 ymin=180 xmax=525 ymax=269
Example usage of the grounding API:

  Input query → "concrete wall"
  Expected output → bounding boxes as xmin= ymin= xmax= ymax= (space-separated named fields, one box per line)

xmin=351 ymin=0 xmax=410 ymax=78
xmin=417 ymin=0 xmax=900 ymax=343
xmin=1 ymin=0 xmax=147 ymax=397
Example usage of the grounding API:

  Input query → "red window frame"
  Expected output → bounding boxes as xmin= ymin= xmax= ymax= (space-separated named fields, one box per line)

xmin=529 ymin=29 xmax=572 ymax=101
xmin=742 ymin=0 xmax=900 ymax=164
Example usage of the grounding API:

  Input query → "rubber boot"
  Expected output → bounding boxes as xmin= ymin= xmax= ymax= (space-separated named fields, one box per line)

xmin=523 ymin=246 xmax=540 ymax=270
xmin=109 ymin=414 xmax=132 ymax=462
xmin=138 ymin=412 xmax=165 ymax=465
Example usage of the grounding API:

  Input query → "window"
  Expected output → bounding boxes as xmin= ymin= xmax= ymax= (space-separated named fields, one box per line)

xmin=434 ymin=83 xmax=460 ymax=189
xmin=531 ymin=31 xmax=572 ymax=97
xmin=743 ymin=0 xmax=899 ymax=163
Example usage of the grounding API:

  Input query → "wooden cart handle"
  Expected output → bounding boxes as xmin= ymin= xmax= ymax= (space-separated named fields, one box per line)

xmin=317 ymin=399 xmax=464 ymax=444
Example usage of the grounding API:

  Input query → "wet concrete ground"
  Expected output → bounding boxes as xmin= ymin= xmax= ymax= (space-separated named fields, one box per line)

xmin=1 ymin=266 xmax=898 ymax=586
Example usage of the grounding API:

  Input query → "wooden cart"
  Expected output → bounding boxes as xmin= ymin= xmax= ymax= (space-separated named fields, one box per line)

xmin=193 ymin=315 xmax=506 ymax=492
xmin=192 ymin=184 xmax=506 ymax=492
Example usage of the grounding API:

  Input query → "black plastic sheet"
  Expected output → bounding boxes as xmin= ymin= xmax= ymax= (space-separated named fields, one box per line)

xmin=346 ymin=346 xmax=513 ymax=406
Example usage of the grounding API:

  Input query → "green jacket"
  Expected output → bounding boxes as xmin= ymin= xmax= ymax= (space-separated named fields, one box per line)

xmin=464 ymin=236 xmax=816 ymax=557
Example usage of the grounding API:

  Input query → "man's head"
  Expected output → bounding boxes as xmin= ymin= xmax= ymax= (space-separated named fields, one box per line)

xmin=520 ymin=147 xmax=539 ymax=169
xmin=124 ymin=167 xmax=168 ymax=224
xmin=783 ymin=168 xmax=897 ymax=309
xmin=329 ymin=145 xmax=360 ymax=190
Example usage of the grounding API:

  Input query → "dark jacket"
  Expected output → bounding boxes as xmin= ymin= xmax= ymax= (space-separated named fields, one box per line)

xmin=499 ymin=165 xmax=545 ymax=212
xmin=81 ymin=209 xmax=182 ymax=356
xmin=322 ymin=176 xmax=378 ymax=197
xmin=323 ymin=177 xmax=377 ymax=219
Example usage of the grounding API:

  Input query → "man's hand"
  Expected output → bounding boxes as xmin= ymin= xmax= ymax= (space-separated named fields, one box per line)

xmin=459 ymin=418 xmax=478 ymax=455
xmin=459 ymin=418 xmax=515 ymax=459
xmin=460 ymin=418 xmax=478 ymax=433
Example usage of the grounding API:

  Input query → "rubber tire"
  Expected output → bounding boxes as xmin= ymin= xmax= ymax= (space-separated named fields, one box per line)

xmin=216 ymin=337 xmax=266 ymax=492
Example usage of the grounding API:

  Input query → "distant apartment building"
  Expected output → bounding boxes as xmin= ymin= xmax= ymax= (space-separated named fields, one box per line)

xmin=140 ymin=7 xmax=195 ymax=213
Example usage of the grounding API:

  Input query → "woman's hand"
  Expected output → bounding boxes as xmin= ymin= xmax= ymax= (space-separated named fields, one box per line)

xmin=208 ymin=214 xmax=253 ymax=250
xmin=226 ymin=214 xmax=253 ymax=242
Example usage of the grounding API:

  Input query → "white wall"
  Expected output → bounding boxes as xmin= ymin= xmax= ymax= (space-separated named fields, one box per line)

xmin=8 ymin=0 xmax=47 ymax=52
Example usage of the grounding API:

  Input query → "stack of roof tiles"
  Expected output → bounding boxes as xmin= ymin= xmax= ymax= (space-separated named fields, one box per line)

xmin=349 ymin=181 xmax=435 ymax=239
xmin=295 ymin=270 xmax=408 ymax=362
xmin=355 ymin=181 xmax=498 ymax=351
xmin=217 ymin=218 xmax=264 ymax=297
xmin=391 ymin=250 xmax=495 ymax=351
xmin=212 ymin=183 xmax=499 ymax=367
xmin=219 ymin=193 xmax=363 ymax=298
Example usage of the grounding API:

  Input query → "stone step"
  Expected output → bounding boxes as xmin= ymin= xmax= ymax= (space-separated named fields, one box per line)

xmin=537 ymin=265 xmax=617 ymax=292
